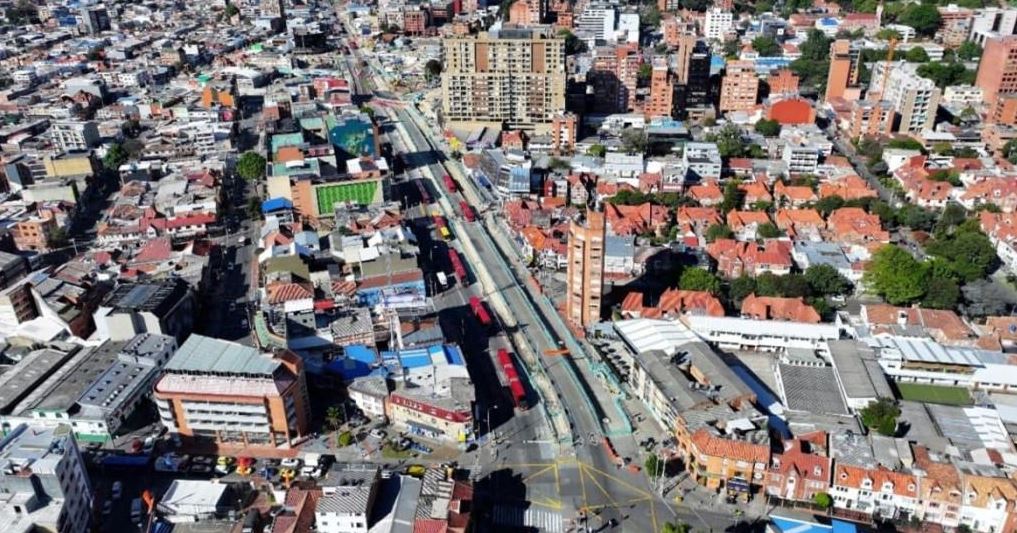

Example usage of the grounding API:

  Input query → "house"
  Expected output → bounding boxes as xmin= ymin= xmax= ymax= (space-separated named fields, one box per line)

xmin=830 ymin=464 xmax=920 ymax=519
xmin=739 ymin=180 xmax=773 ymax=206
xmin=764 ymin=434 xmax=831 ymax=503
xmin=726 ymin=210 xmax=772 ymax=241
xmin=685 ymin=428 xmax=770 ymax=497
xmin=980 ymin=211 xmax=1017 ymax=275
xmin=958 ymin=473 xmax=1017 ymax=533
xmin=912 ymin=445 xmax=963 ymax=530
xmin=774 ymin=208 xmax=825 ymax=240
xmin=676 ymin=206 xmax=723 ymax=244
xmin=958 ymin=177 xmax=1017 ymax=213
xmin=605 ymin=202 xmax=670 ymax=236
xmin=707 ymin=239 xmax=794 ymax=278
xmin=826 ymin=207 xmax=889 ymax=244
xmin=688 ymin=182 xmax=724 ymax=206
xmin=619 ymin=288 xmax=725 ymax=319
xmin=818 ymin=175 xmax=877 ymax=201
xmin=861 ymin=304 xmax=996 ymax=349
xmin=741 ymin=294 xmax=821 ymax=323
xmin=773 ymin=181 xmax=818 ymax=207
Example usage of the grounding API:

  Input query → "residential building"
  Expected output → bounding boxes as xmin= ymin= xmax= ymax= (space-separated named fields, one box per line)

xmin=0 ymin=252 xmax=29 ymax=290
xmin=591 ymin=43 xmax=641 ymax=113
xmin=707 ymin=239 xmax=794 ymax=278
xmin=849 ymin=99 xmax=895 ymax=139
xmin=566 ymin=212 xmax=605 ymax=328
xmin=441 ymin=27 xmax=566 ymax=132
xmin=768 ymin=69 xmax=800 ymax=97
xmin=0 ymin=424 xmax=92 ymax=533
xmin=765 ymin=435 xmax=831 ymax=503
xmin=704 ymin=8 xmax=733 ymax=41
xmin=384 ymin=345 xmax=475 ymax=442
xmin=576 ymin=3 xmax=615 ymax=41
xmin=153 ymin=335 xmax=311 ymax=448
xmin=646 ymin=58 xmax=674 ymax=118
xmin=315 ymin=474 xmax=379 ymax=533
xmin=550 ymin=112 xmax=578 ymax=154
xmin=782 ymin=143 xmax=820 ymax=175
xmin=830 ymin=464 xmax=919 ymax=520
xmin=719 ymin=61 xmax=758 ymax=113
xmin=741 ymin=295 xmax=821 ymax=323
xmin=977 ymin=35 xmax=1017 ymax=106
xmin=825 ymin=39 xmax=855 ymax=102
xmin=92 ymin=280 xmax=196 ymax=342
xmin=677 ymin=40 xmax=712 ymax=115
xmin=870 ymin=61 xmax=942 ymax=134
xmin=682 ymin=142 xmax=722 ymax=181
xmin=49 ymin=121 xmax=100 ymax=152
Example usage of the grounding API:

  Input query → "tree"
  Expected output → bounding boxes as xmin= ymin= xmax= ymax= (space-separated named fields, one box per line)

xmin=103 ymin=143 xmax=128 ymax=171
xmin=236 ymin=151 xmax=267 ymax=181
xmin=728 ymin=276 xmax=757 ymax=304
xmin=661 ymin=522 xmax=690 ymax=533
xmin=754 ymin=119 xmax=781 ymax=137
xmin=5 ymin=0 xmax=37 ymax=24
xmin=224 ymin=3 xmax=240 ymax=18
xmin=933 ymin=202 xmax=968 ymax=236
xmin=587 ymin=144 xmax=607 ymax=158
xmin=757 ymin=222 xmax=783 ymax=239
xmin=905 ymin=46 xmax=930 ymax=63
xmin=860 ymin=398 xmax=900 ymax=436
xmin=337 ymin=431 xmax=354 ymax=447
xmin=680 ymin=267 xmax=722 ymax=294
xmin=548 ymin=158 xmax=571 ymax=172
xmin=815 ymin=195 xmax=846 ymax=217
xmin=917 ymin=62 xmax=977 ymax=89
xmin=813 ymin=492 xmax=833 ymax=509
xmin=325 ymin=406 xmax=343 ymax=431
xmin=559 ymin=29 xmax=588 ymax=55
xmin=609 ymin=189 xmax=649 ymax=205
xmin=721 ymin=180 xmax=744 ymax=212
xmin=886 ymin=137 xmax=924 ymax=151
xmin=1005 ymin=140 xmax=1017 ymax=164
xmin=755 ymin=0 xmax=774 ymax=14
xmin=805 ymin=264 xmax=852 ymax=296
xmin=638 ymin=63 xmax=653 ymax=84
xmin=621 ymin=128 xmax=648 ymax=154
xmin=644 ymin=454 xmax=665 ymax=477
xmin=751 ymin=36 xmax=780 ymax=57
xmin=706 ymin=223 xmax=734 ymax=243
xmin=876 ymin=28 xmax=902 ymax=41
xmin=864 ymin=245 xmax=928 ymax=305
xmin=898 ymin=4 xmax=942 ymax=37
xmin=958 ymin=41 xmax=983 ymax=61
xmin=641 ymin=4 xmax=662 ymax=27
xmin=424 ymin=59 xmax=443 ymax=81
xmin=921 ymin=277 xmax=960 ymax=310
xmin=713 ymin=124 xmax=745 ymax=158
xmin=962 ymin=279 xmax=1017 ymax=317
xmin=924 ymin=223 xmax=999 ymax=282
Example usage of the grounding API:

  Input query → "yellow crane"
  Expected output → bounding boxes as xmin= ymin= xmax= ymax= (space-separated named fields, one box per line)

xmin=873 ymin=36 xmax=898 ymax=100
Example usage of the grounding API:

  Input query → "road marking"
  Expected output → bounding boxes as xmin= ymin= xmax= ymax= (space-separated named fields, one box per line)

xmin=521 ymin=464 xmax=556 ymax=484
xmin=578 ymin=460 xmax=655 ymax=499
xmin=580 ymin=463 xmax=619 ymax=507
xmin=492 ymin=505 xmax=563 ymax=533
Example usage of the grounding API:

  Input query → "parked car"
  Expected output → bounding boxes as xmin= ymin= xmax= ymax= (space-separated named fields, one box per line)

xmin=189 ymin=464 xmax=213 ymax=475
xmin=111 ymin=481 xmax=122 ymax=500
xmin=142 ymin=437 xmax=156 ymax=454
xmin=370 ymin=429 xmax=386 ymax=439
xmin=102 ymin=500 xmax=113 ymax=516
xmin=280 ymin=457 xmax=302 ymax=469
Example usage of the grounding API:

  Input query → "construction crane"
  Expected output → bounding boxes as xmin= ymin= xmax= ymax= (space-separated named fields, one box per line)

xmin=873 ymin=36 xmax=898 ymax=101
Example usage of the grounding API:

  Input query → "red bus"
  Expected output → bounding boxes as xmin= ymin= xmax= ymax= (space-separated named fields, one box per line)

xmin=443 ymin=174 xmax=457 ymax=192
xmin=460 ymin=201 xmax=475 ymax=222
xmin=448 ymin=249 xmax=467 ymax=280
xmin=497 ymin=349 xmax=528 ymax=410
xmin=469 ymin=296 xmax=492 ymax=327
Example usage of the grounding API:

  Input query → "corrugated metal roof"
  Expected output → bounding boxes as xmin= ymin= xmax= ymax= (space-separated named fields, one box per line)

xmin=614 ymin=319 xmax=699 ymax=356
xmin=165 ymin=335 xmax=278 ymax=376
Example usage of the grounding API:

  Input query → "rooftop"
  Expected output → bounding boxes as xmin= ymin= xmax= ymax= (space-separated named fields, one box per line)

xmin=164 ymin=334 xmax=279 ymax=377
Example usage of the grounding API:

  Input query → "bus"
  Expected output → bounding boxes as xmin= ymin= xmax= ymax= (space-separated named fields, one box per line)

xmin=469 ymin=296 xmax=492 ymax=327
xmin=497 ymin=348 xmax=528 ymax=410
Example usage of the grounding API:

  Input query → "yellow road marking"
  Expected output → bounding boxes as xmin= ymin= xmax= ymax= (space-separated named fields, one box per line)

xmin=581 ymin=463 xmax=619 ymax=506
xmin=530 ymin=497 xmax=564 ymax=510
xmin=554 ymin=463 xmax=561 ymax=495
xmin=578 ymin=461 xmax=656 ymax=499
xmin=521 ymin=464 xmax=556 ymax=485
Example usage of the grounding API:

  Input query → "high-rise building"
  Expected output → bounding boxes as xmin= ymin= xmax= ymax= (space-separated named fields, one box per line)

xmin=676 ymin=40 xmax=712 ymax=116
xmin=673 ymin=33 xmax=698 ymax=84
xmin=153 ymin=335 xmax=311 ymax=447
xmin=703 ymin=8 xmax=733 ymax=41
xmin=825 ymin=39 xmax=854 ymax=102
xmin=849 ymin=99 xmax=896 ymax=139
xmin=970 ymin=8 xmax=1017 ymax=45
xmin=566 ymin=212 xmax=605 ymax=328
xmin=441 ymin=27 xmax=566 ymax=132
xmin=551 ymin=112 xmax=578 ymax=154
xmin=49 ymin=121 xmax=100 ymax=152
xmin=576 ymin=3 xmax=616 ymax=42
xmin=719 ymin=60 xmax=759 ymax=113
xmin=870 ymin=61 xmax=942 ymax=134
xmin=0 ymin=424 xmax=93 ymax=533
xmin=976 ymin=35 xmax=1017 ymax=106
xmin=591 ymin=43 xmax=641 ymax=113
xmin=81 ymin=6 xmax=111 ymax=34
xmin=646 ymin=58 xmax=674 ymax=118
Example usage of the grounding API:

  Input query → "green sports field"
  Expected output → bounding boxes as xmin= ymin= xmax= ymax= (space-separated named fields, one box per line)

xmin=896 ymin=382 xmax=972 ymax=406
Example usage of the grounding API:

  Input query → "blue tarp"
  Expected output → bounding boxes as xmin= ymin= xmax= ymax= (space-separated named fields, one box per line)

xmin=379 ymin=344 xmax=466 ymax=370
xmin=325 ymin=345 xmax=378 ymax=380
xmin=261 ymin=197 xmax=293 ymax=214
xmin=770 ymin=516 xmax=858 ymax=533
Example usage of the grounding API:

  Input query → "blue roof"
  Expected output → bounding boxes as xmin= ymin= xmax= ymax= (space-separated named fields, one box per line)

xmin=344 ymin=345 xmax=378 ymax=364
xmin=262 ymin=197 xmax=293 ymax=213
xmin=380 ymin=344 xmax=466 ymax=370
xmin=770 ymin=516 xmax=858 ymax=533
xmin=820 ymin=17 xmax=839 ymax=26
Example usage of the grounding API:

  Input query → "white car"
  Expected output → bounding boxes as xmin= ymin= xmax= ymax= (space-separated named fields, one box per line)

xmin=300 ymin=465 xmax=322 ymax=478
xmin=280 ymin=458 xmax=303 ymax=469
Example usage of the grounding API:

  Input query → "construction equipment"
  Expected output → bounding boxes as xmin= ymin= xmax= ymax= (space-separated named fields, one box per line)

xmin=543 ymin=348 xmax=568 ymax=356
xmin=872 ymin=36 xmax=897 ymax=100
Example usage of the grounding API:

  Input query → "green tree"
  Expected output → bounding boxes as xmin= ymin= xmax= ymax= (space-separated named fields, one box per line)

xmin=876 ymin=28 xmax=902 ymax=41
xmin=805 ymin=264 xmax=853 ymax=296
xmin=921 ymin=276 xmax=961 ymax=310
xmin=638 ymin=63 xmax=653 ymax=84
xmin=957 ymin=41 xmax=983 ymax=61
xmin=751 ymin=36 xmax=781 ymax=57
xmin=706 ymin=223 xmax=734 ymax=243
xmin=815 ymin=195 xmax=846 ymax=217
xmin=236 ymin=151 xmax=267 ymax=181
xmin=644 ymin=454 xmax=665 ymax=477
xmin=905 ymin=46 xmax=930 ymax=63
xmin=559 ymin=29 xmax=588 ymax=55
xmin=548 ymin=158 xmax=571 ymax=172
xmin=621 ymin=128 xmax=648 ymax=154
xmin=723 ymin=38 xmax=740 ymax=59
xmin=103 ymin=143 xmax=128 ymax=170
xmin=917 ymin=62 xmax=977 ymax=89
xmin=757 ymin=222 xmax=783 ymax=239
xmin=754 ymin=119 xmax=781 ymax=137
xmin=337 ymin=431 xmax=354 ymax=447
xmin=713 ymin=124 xmax=745 ymax=158
xmin=864 ymin=245 xmax=928 ymax=305
xmin=224 ymin=3 xmax=240 ymax=18
xmin=755 ymin=0 xmax=774 ymax=14
xmin=424 ymin=59 xmax=443 ymax=81
xmin=860 ymin=398 xmax=900 ymax=436
xmin=924 ymin=223 xmax=1000 ymax=282
xmin=680 ymin=267 xmax=722 ymax=294
xmin=934 ymin=202 xmax=968 ymax=236
xmin=813 ymin=492 xmax=833 ymax=509
xmin=641 ymin=4 xmax=662 ymax=27
xmin=799 ymin=29 xmax=832 ymax=61
xmin=661 ymin=522 xmax=690 ymax=533
xmin=721 ymin=180 xmax=744 ymax=212
xmin=609 ymin=189 xmax=649 ymax=205
xmin=5 ymin=0 xmax=37 ymax=24
xmin=899 ymin=4 xmax=942 ymax=37
xmin=587 ymin=144 xmax=607 ymax=158
xmin=886 ymin=137 xmax=924 ymax=151
xmin=728 ymin=276 xmax=757 ymax=304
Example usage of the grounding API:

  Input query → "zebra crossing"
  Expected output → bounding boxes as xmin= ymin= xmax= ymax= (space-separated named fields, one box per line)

xmin=491 ymin=505 xmax=563 ymax=532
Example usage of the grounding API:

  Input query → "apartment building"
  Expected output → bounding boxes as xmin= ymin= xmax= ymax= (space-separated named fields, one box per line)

xmin=441 ymin=27 xmax=566 ymax=133
xmin=0 ymin=424 xmax=92 ymax=533
xmin=645 ymin=58 xmax=674 ymax=118
xmin=566 ymin=211 xmax=605 ymax=328
xmin=849 ymin=99 xmax=895 ymax=139
xmin=825 ymin=39 xmax=858 ymax=102
xmin=870 ymin=61 xmax=942 ymax=134
xmin=977 ymin=35 xmax=1017 ymax=106
xmin=550 ymin=112 xmax=578 ymax=154
xmin=704 ymin=8 xmax=733 ymax=41
xmin=154 ymin=335 xmax=310 ymax=448
xmin=49 ymin=121 xmax=99 ymax=152
xmin=719 ymin=61 xmax=758 ymax=113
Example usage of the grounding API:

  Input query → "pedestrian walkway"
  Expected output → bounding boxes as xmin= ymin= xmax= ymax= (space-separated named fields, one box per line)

xmin=491 ymin=505 xmax=563 ymax=533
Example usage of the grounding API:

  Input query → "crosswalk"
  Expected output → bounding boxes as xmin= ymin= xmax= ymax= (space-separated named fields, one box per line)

xmin=491 ymin=505 xmax=563 ymax=533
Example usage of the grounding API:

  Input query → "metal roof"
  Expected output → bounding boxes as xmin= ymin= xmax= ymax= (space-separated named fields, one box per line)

xmin=164 ymin=335 xmax=279 ymax=376
xmin=873 ymin=336 xmax=986 ymax=367
xmin=614 ymin=319 xmax=699 ymax=356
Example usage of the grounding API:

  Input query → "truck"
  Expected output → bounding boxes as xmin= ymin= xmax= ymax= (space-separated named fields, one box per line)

xmin=460 ymin=201 xmax=476 ymax=222
xmin=469 ymin=296 xmax=492 ymax=327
